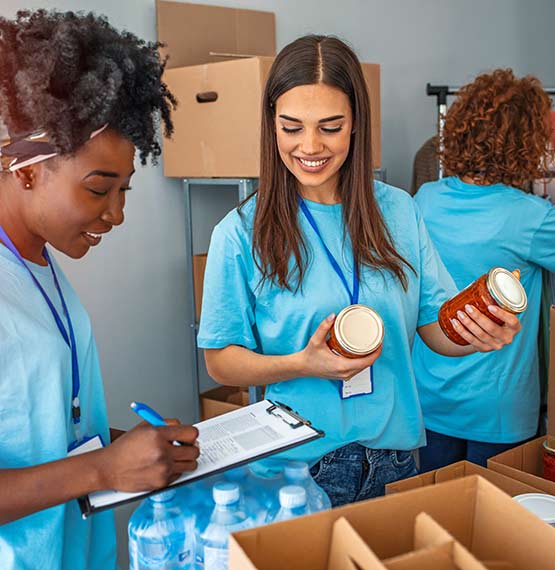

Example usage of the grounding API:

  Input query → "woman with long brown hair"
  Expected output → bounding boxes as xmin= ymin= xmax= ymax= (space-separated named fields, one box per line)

xmin=198 ymin=36 xmax=520 ymax=507
xmin=413 ymin=69 xmax=555 ymax=471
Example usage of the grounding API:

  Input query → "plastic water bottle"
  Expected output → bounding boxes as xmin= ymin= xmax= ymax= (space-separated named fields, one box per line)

xmin=201 ymin=482 xmax=254 ymax=570
xmin=271 ymin=485 xmax=311 ymax=522
xmin=224 ymin=465 xmax=270 ymax=525
xmin=128 ymin=489 xmax=194 ymax=569
xmin=284 ymin=461 xmax=331 ymax=511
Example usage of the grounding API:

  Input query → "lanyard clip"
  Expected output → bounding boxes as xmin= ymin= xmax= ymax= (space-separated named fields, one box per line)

xmin=72 ymin=397 xmax=81 ymax=423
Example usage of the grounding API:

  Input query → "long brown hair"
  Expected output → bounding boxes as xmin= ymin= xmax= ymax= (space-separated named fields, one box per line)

xmin=248 ymin=35 xmax=413 ymax=291
xmin=441 ymin=69 xmax=554 ymax=189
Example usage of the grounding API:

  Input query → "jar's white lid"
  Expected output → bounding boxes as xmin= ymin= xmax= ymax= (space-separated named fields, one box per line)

xmin=336 ymin=304 xmax=384 ymax=354
xmin=488 ymin=268 xmax=527 ymax=312
xmin=513 ymin=493 xmax=555 ymax=524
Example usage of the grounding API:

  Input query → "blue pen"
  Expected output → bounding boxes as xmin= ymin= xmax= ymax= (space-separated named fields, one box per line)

xmin=130 ymin=401 xmax=167 ymax=426
xmin=130 ymin=401 xmax=183 ymax=446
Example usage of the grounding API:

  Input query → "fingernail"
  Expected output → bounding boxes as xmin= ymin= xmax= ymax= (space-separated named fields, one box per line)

xmin=457 ymin=310 xmax=466 ymax=320
xmin=451 ymin=318 xmax=459 ymax=328
xmin=327 ymin=313 xmax=336 ymax=322
xmin=465 ymin=304 xmax=473 ymax=314
xmin=488 ymin=305 xmax=498 ymax=313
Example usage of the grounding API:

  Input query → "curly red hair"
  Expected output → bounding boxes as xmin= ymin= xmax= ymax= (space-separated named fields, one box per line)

xmin=441 ymin=69 xmax=554 ymax=188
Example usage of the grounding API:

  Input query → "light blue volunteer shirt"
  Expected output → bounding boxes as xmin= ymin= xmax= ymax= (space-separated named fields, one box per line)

xmin=198 ymin=182 xmax=457 ymax=465
xmin=0 ymin=245 xmax=116 ymax=569
xmin=413 ymin=176 xmax=555 ymax=443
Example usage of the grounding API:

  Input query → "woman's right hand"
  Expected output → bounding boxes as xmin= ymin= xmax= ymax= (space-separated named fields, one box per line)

xmin=298 ymin=313 xmax=382 ymax=381
xmin=96 ymin=422 xmax=200 ymax=492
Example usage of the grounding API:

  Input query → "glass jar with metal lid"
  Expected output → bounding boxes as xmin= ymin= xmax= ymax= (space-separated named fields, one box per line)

xmin=327 ymin=304 xmax=384 ymax=359
xmin=438 ymin=267 xmax=527 ymax=346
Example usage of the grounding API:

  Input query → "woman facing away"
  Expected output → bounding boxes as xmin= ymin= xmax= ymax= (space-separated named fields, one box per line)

xmin=413 ymin=69 xmax=555 ymax=470
xmin=197 ymin=36 xmax=521 ymax=507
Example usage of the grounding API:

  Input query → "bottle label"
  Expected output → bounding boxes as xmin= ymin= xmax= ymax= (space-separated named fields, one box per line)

xmin=204 ymin=546 xmax=228 ymax=570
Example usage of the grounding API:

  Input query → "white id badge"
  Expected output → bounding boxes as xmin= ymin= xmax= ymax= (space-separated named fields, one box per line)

xmin=341 ymin=366 xmax=373 ymax=399
xmin=67 ymin=434 xmax=104 ymax=457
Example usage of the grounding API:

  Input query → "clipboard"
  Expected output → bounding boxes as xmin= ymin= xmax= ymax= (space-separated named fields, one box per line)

xmin=79 ymin=399 xmax=323 ymax=518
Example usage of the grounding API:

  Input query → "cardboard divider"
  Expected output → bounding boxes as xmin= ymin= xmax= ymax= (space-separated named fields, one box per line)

xmin=385 ymin=460 xmax=542 ymax=496
xmin=488 ymin=306 xmax=555 ymax=491
xmin=229 ymin=476 xmax=555 ymax=570
xmin=193 ymin=253 xmax=207 ymax=319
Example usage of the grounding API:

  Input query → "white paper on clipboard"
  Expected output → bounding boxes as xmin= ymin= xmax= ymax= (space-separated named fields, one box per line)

xmin=80 ymin=399 xmax=323 ymax=517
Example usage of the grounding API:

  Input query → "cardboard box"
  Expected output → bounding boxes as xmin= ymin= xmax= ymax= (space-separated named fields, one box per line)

xmin=157 ymin=1 xmax=381 ymax=178
xmin=193 ymin=253 xmax=207 ymax=318
xmin=229 ymin=475 xmax=555 ymax=570
xmin=385 ymin=460 xmax=542 ymax=496
xmin=157 ymin=1 xmax=276 ymax=69
xmin=488 ymin=305 xmax=555 ymax=492
xmin=200 ymin=385 xmax=249 ymax=420
xmin=162 ymin=58 xmax=381 ymax=178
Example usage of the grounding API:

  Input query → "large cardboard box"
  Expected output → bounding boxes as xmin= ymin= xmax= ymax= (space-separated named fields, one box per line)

xmin=488 ymin=305 xmax=555 ymax=492
xmin=229 ymin=476 xmax=555 ymax=570
xmin=200 ymin=385 xmax=249 ymax=420
xmin=162 ymin=59 xmax=381 ymax=177
xmin=385 ymin=459 xmax=542 ymax=496
xmin=157 ymin=1 xmax=381 ymax=178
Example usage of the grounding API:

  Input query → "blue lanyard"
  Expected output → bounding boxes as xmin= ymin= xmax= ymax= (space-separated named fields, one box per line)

xmin=0 ymin=226 xmax=81 ymax=431
xmin=298 ymin=196 xmax=359 ymax=304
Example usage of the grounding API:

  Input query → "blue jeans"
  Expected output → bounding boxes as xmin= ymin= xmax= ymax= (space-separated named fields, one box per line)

xmin=419 ymin=429 xmax=524 ymax=472
xmin=309 ymin=442 xmax=418 ymax=507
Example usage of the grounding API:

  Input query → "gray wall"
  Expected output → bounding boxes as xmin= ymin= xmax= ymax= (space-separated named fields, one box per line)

xmin=2 ymin=0 xmax=554 ymax=566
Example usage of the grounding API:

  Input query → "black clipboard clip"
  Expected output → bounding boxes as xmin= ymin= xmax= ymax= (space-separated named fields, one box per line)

xmin=266 ymin=401 xmax=312 ymax=429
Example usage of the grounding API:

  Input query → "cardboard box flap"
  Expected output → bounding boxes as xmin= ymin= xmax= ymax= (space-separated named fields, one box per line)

xmin=327 ymin=517 xmax=386 ymax=570
xmin=156 ymin=0 xmax=275 ymax=69
xmin=482 ymin=563 xmax=517 ymax=570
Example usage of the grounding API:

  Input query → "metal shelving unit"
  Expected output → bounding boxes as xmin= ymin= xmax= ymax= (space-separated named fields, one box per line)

xmin=185 ymin=169 xmax=387 ymax=422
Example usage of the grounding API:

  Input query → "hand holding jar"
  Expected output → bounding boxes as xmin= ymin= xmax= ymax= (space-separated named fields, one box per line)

xmin=439 ymin=268 xmax=524 ymax=352
xmin=299 ymin=308 xmax=383 ymax=381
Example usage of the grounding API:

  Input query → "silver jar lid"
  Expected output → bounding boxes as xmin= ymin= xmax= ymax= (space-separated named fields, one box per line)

xmin=334 ymin=304 xmax=384 ymax=355
xmin=486 ymin=268 xmax=527 ymax=313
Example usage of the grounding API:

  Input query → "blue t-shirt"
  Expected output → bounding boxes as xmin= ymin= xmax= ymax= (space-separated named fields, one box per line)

xmin=413 ymin=176 xmax=555 ymax=443
xmin=0 ymin=245 xmax=116 ymax=569
xmin=198 ymin=182 xmax=457 ymax=465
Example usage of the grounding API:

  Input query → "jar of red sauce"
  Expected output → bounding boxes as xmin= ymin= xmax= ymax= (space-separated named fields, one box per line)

xmin=438 ymin=267 xmax=527 ymax=346
xmin=543 ymin=440 xmax=555 ymax=482
xmin=327 ymin=304 xmax=384 ymax=359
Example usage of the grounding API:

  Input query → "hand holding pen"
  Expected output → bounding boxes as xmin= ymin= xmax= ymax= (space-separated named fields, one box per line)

xmin=95 ymin=402 xmax=199 ymax=492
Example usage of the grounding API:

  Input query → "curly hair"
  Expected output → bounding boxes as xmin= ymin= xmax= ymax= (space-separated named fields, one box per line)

xmin=0 ymin=9 xmax=176 ymax=164
xmin=441 ymin=69 xmax=553 ymax=189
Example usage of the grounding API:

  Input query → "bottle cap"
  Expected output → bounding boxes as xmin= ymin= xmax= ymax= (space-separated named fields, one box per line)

xmin=213 ymin=482 xmax=240 ymax=505
xmin=284 ymin=461 xmax=309 ymax=480
xmin=150 ymin=489 xmax=176 ymax=503
xmin=279 ymin=485 xmax=307 ymax=509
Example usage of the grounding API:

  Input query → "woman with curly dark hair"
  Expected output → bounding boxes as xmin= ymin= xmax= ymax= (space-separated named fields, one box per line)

xmin=413 ymin=69 xmax=555 ymax=471
xmin=0 ymin=9 xmax=199 ymax=568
